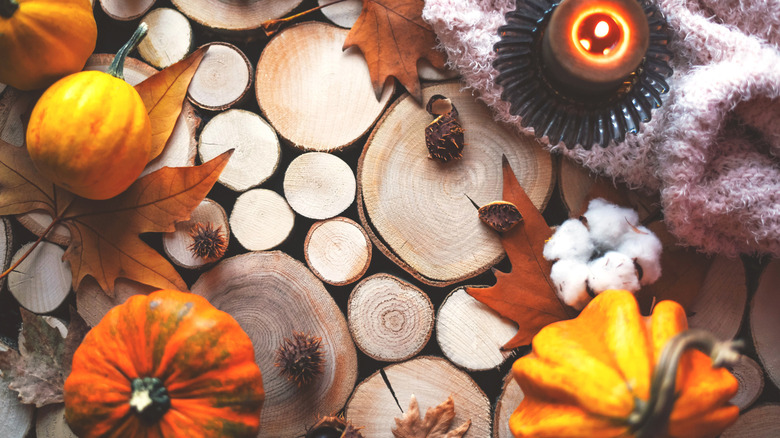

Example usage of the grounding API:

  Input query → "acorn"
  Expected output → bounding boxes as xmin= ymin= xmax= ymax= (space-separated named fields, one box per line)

xmin=306 ymin=416 xmax=364 ymax=438
xmin=478 ymin=201 xmax=523 ymax=232
xmin=274 ymin=331 xmax=325 ymax=386
xmin=424 ymin=94 xmax=465 ymax=162
xmin=188 ymin=222 xmax=227 ymax=260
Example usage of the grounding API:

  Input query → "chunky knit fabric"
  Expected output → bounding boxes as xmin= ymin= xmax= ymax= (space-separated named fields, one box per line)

xmin=422 ymin=0 xmax=780 ymax=256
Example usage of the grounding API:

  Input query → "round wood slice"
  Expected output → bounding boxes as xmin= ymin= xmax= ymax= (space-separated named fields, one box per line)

xmin=36 ymin=404 xmax=78 ymax=438
xmin=187 ymin=42 xmax=252 ymax=111
xmin=99 ymin=0 xmax=156 ymax=21
xmin=199 ymin=109 xmax=280 ymax=191
xmin=305 ymin=217 xmax=371 ymax=285
xmin=162 ymin=198 xmax=230 ymax=269
xmin=721 ymin=404 xmax=780 ymax=438
xmin=0 ymin=343 xmax=34 ymax=438
xmin=436 ymin=287 xmax=518 ymax=371
xmin=138 ymin=8 xmax=193 ymax=69
xmin=16 ymin=212 xmax=72 ymax=246
xmin=687 ymin=255 xmax=746 ymax=341
xmin=171 ymin=0 xmax=303 ymax=35
xmin=256 ymin=22 xmax=395 ymax=151
xmin=0 ymin=87 xmax=36 ymax=147
xmin=318 ymin=0 xmax=362 ymax=28
xmin=139 ymin=101 xmax=199 ymax=177
xmin=0 ymin=217 xmax=12 ymax=290
xmin=76 ymin=277 xmax=157 ymax=327
xmin=230 ymin=189 xmax=295 ymax=251
xmin=284 ymin=152 xmax=356 ymax=220
xmin=494 ymin=371 xmax=525 ymax=438
xmin=347 ymin=274 xmax=434 ymax=362
xmin=8 ymin=242 xmax=71 ymax=314
xmin=191 ymin=251 xmax=358 ymax=437
xmin=358 ymin=81 xmax=554 ymax=286
xmin=346 ymin=356 xmax=491 ymax=437
xmin=751 ymin=259 xmax=780 ymax=389
xmin=729 ymin=355 xmax=765 ymax=412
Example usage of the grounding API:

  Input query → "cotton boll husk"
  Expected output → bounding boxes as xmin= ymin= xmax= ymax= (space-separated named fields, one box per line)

xmin=587 ymin=251 xmax=641 ymax=293
xmin=543 ymin=218 xmax=594 ymax=262
xmin=583 ymin=198 xmax=640 ymax=250
xmin=617 ymin=225 xmax=663 ymax=285
xmin=550 ymin=259 xmax=591 ymax=310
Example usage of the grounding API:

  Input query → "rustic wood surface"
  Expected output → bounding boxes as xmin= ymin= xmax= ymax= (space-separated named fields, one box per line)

xmin=187 ymin=42 xmax=252 ymax=111
xmin=304 ymin=217 xmax=371 ymax=285
xmin=284 ymin=152 xmax=356 ymax=219
xmin=35 ymin=404 xmax=78 ymax=438
xmin=8 ymin=242 xmax=71 ymax=314
xmin=230 ymin=189 xmax=295 ymax=251
xmin=138 ymin=7 xmax=193 ymax=69
xmin=162 ymin=198 xmax=230 ymax=269
xmin=751 ymin=259 xmax=780 ymax=389
xmin=99 ymin=0 xmax=156 ymax=21
xmin=730 ymin=355 xmax=765 ymax=412
xmin=0 ymin=349 xmax=34 ymax=438
xmin=171 ymin=0 xmax=302 ymax=34
xmin=721 ymin=404 xmax=780 ymax=437
xmin=493 ymin=371 xmax=524 ymax=438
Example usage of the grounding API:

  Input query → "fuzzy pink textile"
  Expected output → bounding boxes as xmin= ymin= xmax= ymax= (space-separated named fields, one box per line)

xmin=422 ymin=0 xmax=780 ymax=256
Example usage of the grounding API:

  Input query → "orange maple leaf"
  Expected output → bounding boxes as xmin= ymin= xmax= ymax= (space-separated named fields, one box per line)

xmin=344 ymin=0 xmax=447 ymax=103
xmin=467 ymin=158 xmax=573 ymax=350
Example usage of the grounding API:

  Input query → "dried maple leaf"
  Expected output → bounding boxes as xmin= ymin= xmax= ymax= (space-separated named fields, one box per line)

xmin=344 ymin=0 xmax=447 ymax=103
xmin=466 ymin=158 xmax=573 ymax=350
xmin=392 ymin=395 xmax=470 ymax=438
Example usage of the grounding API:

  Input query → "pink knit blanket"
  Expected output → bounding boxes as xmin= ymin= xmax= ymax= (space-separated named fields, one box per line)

xmin=423 ymin=0 xmax=780 ymax=257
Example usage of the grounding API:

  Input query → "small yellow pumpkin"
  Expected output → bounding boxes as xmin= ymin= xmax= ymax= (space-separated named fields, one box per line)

xmin=0 ymin=0 xmax=97 ymax=90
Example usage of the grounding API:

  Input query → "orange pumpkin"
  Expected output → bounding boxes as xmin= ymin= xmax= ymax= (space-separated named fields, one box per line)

xmin=510 ymin=289 xmax=739 ymax=438
xmin=0 ymin=0 xmax=97 ymax=90
xmin=64 ymin=290 xmax=265 ymax=438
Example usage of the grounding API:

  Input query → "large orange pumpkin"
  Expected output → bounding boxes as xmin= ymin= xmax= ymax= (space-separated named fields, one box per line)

xmin=0 ymin=0 xmax=97 ymax=90
xmin=510 ymin=289 xmax=739 ymax=438
xmin=64 ymin=290 xmax=265 ymax=438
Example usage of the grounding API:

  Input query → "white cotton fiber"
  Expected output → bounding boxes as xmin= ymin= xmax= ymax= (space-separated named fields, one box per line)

xmin=587 ymin=251 xmax=641 ymax=293
xmin=549 ymin=258 xmax=590 ymax=310
xmin=616 ymin=225 xmax=663 ymax=284
xmin=543 ymin=219 xmax=593 ymax=262
xmin=582 ymin=198 xmax=640 ymax=250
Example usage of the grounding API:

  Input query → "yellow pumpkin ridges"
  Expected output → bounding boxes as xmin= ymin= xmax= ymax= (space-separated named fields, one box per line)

xmin=510 ymin=396 xmax=628 ymax=438
xmin=668 ymin=405 xmax=739 ymax=438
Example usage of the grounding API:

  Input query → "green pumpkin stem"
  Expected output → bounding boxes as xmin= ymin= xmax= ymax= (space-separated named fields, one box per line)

xmin=107 ymin=23 xmax=149 ymax=81
xmin=0 ymin=0 xmax=19 ymax=18
xmin=129 ymin=377 xmax=171 ymax=424
xmin=629 ymin=329 xmax=743 ymax=438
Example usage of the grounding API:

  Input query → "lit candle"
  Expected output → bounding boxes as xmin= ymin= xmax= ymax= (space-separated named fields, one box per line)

xmin=542 ymin=0 xmax=649 ymax=95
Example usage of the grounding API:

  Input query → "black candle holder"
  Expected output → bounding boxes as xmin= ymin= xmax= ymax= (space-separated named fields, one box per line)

xmin=493 ymin=0 xmax=673 ymax=149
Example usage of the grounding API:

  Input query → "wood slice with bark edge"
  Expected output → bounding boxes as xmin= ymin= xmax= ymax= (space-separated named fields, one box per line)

xmin=0 ymin=342 xmax=33 ymax=438
xmin=304 ymin=217 xmax=371 ymax=286
xmin=345 ymin=356 xmax=491 ymax=437
xmin=8 ymin=242 xmax=71 ymax=314
xmin=36 ymin=404 xmax=78 ymax=438
xmin=347 ymin=274 xmax=434 ymax=362
xmin=198 ymin=109 xmax=280 ymax=191
xmin=256 ymin=22 xmax=395 ymax=152
xmin=0 ymin=87 xmax=35 ymax=147
xmin=318 ymin=0 xmax=362 ymax=28
xmin=76 ymin=277 xmax=157 ymax=327
xmin=493 ymin=370 xmax=524 ymax=438
xmin=191 ymin=251 xmax=358 ymax=438
xmin=721 ymin=404 xmax=780 ymax=437
xmin=16 ymin=212 xmax=72 ymax=246
xmin=686 ymin=255 xmax=747 ymax=341
xmin=162 ymin=198 xmax=229 ymax=269
xmin=0 ymin=217 xmax=12 ymax=290
xmin=171 ymin=0 xmax=302 ymax=35
xmin=358 ymin=81 xmax=555 ymax=286
xmin=729 ymin=355 xmax=764 ymax=412
xmin=230 ymin=189 xmax=295 ymax=251
xmin=436 ymin=287 xmax=518 ymax=371
xmin=284 ymin=152 xmax=356 ymax=220
xmin=99 ymin=0 xmax=156 ymax=21
xmin=138 ymin=8 xmax=193 ymax=69
xmin=751 ymin=258 xmax=780 ymax=389
xmin=187 ymin=42 xmax=252 ymax=111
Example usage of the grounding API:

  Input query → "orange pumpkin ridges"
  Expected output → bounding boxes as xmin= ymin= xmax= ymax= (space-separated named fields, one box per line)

xmin=64 ymin=289 xmax=264 ymax=438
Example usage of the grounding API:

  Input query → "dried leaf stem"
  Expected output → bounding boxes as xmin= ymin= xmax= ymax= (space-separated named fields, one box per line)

xmin=0 ymin=203 xmax=71 ymax=280
xmin=261 ymin=0 xmax=347 ymax=36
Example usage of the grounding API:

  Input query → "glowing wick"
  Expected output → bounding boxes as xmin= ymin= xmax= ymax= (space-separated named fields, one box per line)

xmin=594 ymin=21 xmax=610 ymax=38
xmin=577 ymin=13 xmax=622 ymax=55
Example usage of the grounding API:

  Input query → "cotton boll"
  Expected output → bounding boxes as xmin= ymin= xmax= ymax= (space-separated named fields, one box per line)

xmin=587 ymin=251 xmax=641 ymax=293
xmin=617 ymin=225 xmax=663 ymax=285
xmin=543 ymin=219 xmax=594 ymax=262
xmin=583 ymin=198 xmax=640 ymax=250
xmin=550 ymin=259 xmax=591 ymax=310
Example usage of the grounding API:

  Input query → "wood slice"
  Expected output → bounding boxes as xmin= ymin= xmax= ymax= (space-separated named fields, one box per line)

xmin=345 ymin=356 xmax=491 ymax=437
xmin=191 ymin=251 xmax=358 ymax=437
xmin=0 ymin=87 xmax=35 ymax=147
xmin=304 ymin=217 xmax=371 ymax=286
xmin=418 ymin=59 xmax=459 ymax=82
xmin=162 ymin=199 xmax=230 ymax=269
xmin=8 ymin=242 xmax=71 ymax=314
xmin=84 ymin=54 xmax=159 ymax=86
xmin=139 ymin=101 xmax=199 ymax=177
xmin=721 ymin=404 xmax=780 ymax=438
xmin=138 ymin=8 xmax=193 ymax=69
xmin=256 ymin=22 xmax=395 ymax=151
xmin=171 ymin=0 xmax=303 ymax=35
xmin=284 ymin=152 xmax=356 ymax=220
xmin=187 ymin=42 xmax=252 ymax=111
xmin=199 ymin=109 xmax=280 ymax=191
xmin=494 ymin=371 xmax=524 ymax=438
xmin=0 ymin=343 xmax=34 ymax=438
xmin=319 ymin=0 xmax=362 ymax=28
xmin=16 ymin=211 xmax=72 ymax=246
xmin=36 ymin=404 xmax=78 ymax=438
xmin=76 ymin=277 xmax=157 ymax=327
xmin=347 ymin=274 xmax=434 ymax=362
xmin=0 ymin=217 xmax=12 ymax=290
xmin=436 ymin=287 xmax=517 ymax=371
xmin=687 ymin=255 xmax=747 ymax=341
xmin=358 ymin=81 xmax=554 ymax=286
xmin=99 ymin=0 xmax=156 ymax=21
xmin=751 ymin=259 xmax=780 ymax=389
xmin=729 ymin=355 xmax=765 ymax=412
xmin=230 ymin=189 xmax=295 ymax=251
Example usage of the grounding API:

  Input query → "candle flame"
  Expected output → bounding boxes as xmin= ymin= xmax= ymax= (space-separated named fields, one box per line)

xmin=579 ymin=39 xmax=591 ymax=50
xmin=594 ymin=21 xmax=610 ymax=38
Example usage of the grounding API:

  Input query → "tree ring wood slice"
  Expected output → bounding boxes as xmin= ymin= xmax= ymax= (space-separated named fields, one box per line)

xmin=138 ymin=7 xmax=193 ymax=69
xmin=8 ymin=241 xmax=71 ymax=314
xmin=687 ymin=255 xmax=746 ymax=341
xmin=163 ymin=198 xmax=230 ymax=269
xmin=345 ymin=356 xmax=491 ymax=437
xmin=0 ymin=87 xmax=36 ymax=147
xmin=230 ymin=189 xmax=295 ymax=251
xmin=256 ymin=22 xmax=395 ymax=151
xmin=16 ymin=211 xmax=72 ymax=246
xmin=191 ymin=251 xmax=358 ymax=437
xmin=187 ymin=42 xmax=252 ymax=111
xmin=0 ymin=348 xmax=33 ymax=438
xmin=284 ymin=152 xmax=356 ymax=220
xmin=199 ymin=109 xmax=280 ymax=191
xmin=347 ymin=274 xmax=433 ymax=362
xmin=728 ymin=355 xmax=764 ymax=412
xmin=721 ymin=404 xmax=780 ymax=437
xmin=171 ymin=0 xmax=303 ymax=34
xmin=305 ymin=217 xmax=371 ymax=286
xmin=140 ymin=101 xmax=199 ymax=177
xmin=751 ymin=259 xmax=780 ymax=389
xmin=358 ymin=81 xmax=554 ymax=286
xmin=318 ymin=0 xmax=362 ymax=28
xmin=494 ymin=370 xmax=525 ymax=438
xmin=437 ymin=287 xmax=518 ymax=371
xmin=76 ymin=277 xmax=158 ymax=327
xmin=36 ymin=404 xmax=78 ymax=438
xmin=99 ymin=0 xmax=156 ymax=21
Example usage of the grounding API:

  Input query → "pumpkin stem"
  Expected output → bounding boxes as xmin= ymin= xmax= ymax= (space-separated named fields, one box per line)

xmin=107 ymin=23 xmax=149 ymax=80
xmin=630 ymin=329 xmax=743 ymax=438
xmin=0 ymin=0 xmax=18 ymax=18
xmin=130 ymin=377 xmax=171 ymax=423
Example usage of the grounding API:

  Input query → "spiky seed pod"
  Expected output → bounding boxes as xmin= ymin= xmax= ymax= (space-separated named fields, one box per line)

xmin=478 ymin=201 xmax=523 ymax=232
xmin=188 ymin=222 xmax=228 ymax=260
xmin=275 ymin=331 xmax=325 ymax=387
xmin=306 ymin=415 xmax=365 ymax=438
xmin=425 ymin=94 xmax=465 ymax=163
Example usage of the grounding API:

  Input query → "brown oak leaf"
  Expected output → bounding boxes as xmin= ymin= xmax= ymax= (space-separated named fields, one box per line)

xmin=466 ymin=158 xmax=574 ymax=350
xmin=344 ymin=0 xmax=447 ymax=103
xmin=392 ymin=395 xmax=470 ymax=438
